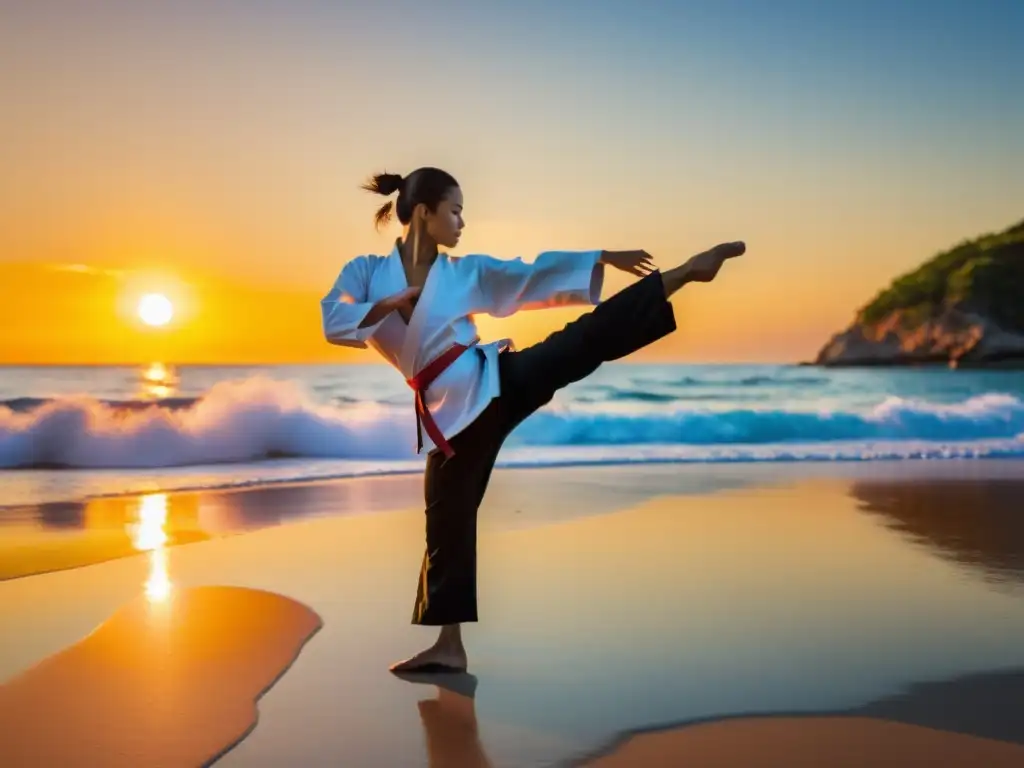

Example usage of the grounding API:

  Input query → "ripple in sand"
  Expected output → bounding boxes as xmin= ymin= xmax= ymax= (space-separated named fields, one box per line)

xmin=0 ymin=585 xmax=322 ymax=767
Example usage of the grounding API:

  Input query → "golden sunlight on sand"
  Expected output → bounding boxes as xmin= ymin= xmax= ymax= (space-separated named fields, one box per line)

xmin=582 ymin=715 xmax=1024 ymax=767
xmin=0 ymin=492 xmax=209 ymax=582
xmin=128 ymin=492 xmax=173 ymax=602
xmin=0 ymin=586 xmax=322 ymax=767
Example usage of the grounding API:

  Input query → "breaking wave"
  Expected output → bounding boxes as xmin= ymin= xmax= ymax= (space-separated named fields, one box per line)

xmin=2 ymin=376 xmax=1023 ymax=470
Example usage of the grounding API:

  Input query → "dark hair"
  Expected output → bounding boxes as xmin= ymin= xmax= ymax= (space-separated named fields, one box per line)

xmin=361 ymin=167 xmax=459 ymax=230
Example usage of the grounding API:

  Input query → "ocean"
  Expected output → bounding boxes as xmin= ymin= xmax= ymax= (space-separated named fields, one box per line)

xmin=2 ymin=362 xmax=1024 ymax=507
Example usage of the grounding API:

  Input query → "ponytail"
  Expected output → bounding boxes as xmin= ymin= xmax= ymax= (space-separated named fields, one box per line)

xmin=361 ymin=172 xmax=403 ymax=196
xmin=372 ymin=201 xmax=394 ymax=229
xmin=360 ymin=167 xmax=459 ymax=231
xmin=361 ymin=172 xmax=403 ymax=231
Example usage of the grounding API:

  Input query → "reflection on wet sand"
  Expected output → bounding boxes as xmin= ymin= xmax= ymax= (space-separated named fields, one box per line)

xmin=851 ymin=479 xmax=1024 ymax=586
xmin=130 ymin=493 xmax=173 ymax=602
xmin=0 ymin=586 xmax=322 ymax=768
xmin=394 ymin=671 xmax=494 ymax=768
xmin=0 ymin=475 xmax=427 ymax=581
xmin=0 ymin=492 xmax=208 ymax=581
xmin=576 ymin=668 xmax=1024 ymax=767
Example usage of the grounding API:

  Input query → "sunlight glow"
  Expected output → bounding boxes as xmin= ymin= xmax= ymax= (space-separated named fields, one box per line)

xmin=128 ymin=493 xmax=173 ymax=603
xmin=140 ymin=361 xmax=177 ymax=399
xmin=138 ymin=293 xmax=174 ymax=327
xmin=145 ymin=549 xmax=173 ymax=603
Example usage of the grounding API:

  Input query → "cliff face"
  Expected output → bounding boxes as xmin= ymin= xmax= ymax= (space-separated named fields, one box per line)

xmin=815 ymin=219 xmax=1024 ymax=368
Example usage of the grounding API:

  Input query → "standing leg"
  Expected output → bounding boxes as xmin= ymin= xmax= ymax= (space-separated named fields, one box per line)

xmin=390 ymin=399 xmax=509 ymax=672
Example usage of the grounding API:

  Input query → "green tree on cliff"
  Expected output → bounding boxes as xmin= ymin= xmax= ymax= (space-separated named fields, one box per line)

xmin=858 ymin=218 xmax=1024 ymax=332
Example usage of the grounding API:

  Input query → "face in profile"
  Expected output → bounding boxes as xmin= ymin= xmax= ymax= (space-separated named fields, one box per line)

xmin=422 ymin=186 xmax=464 ymax=249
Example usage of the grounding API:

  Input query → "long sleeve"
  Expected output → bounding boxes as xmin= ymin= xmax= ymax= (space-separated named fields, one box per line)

xmin=320 ymin=256 xmax=387 ymax=348
xmin=471 ymin=250 xmax=604 ymax=318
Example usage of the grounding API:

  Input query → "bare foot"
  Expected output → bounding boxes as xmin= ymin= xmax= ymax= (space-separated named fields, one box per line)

xmin=389 ymin=643 xmax=468 ymax=674
xmin=662 ymin=241 xmax=746 ymax=296
xmin=685 ymin=241 xmax=745 ymax=281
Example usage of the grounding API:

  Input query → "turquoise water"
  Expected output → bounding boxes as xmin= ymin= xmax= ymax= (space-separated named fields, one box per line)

xmin=1 ymin=363 xmax=1023 ymax=505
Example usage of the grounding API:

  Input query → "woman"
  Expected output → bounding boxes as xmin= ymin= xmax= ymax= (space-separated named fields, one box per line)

xmin=321 ymin=166 xmax=745 ymax=672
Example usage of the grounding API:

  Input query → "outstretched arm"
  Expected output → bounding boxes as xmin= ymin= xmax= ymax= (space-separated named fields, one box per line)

xmin=470 ymin=250 xmax=606 ymax=318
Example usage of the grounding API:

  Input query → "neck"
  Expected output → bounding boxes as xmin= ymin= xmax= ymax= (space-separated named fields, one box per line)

xmin=399 ymin=229 xmax=439 ymax=267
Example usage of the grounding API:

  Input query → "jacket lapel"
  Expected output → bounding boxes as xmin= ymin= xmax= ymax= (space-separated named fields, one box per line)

xmin=399 ymin=252 xmax=446 ymax=375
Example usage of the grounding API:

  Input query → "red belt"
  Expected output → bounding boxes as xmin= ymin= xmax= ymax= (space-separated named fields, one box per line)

xmin=405 ymin=342 xmax=475 ymax=458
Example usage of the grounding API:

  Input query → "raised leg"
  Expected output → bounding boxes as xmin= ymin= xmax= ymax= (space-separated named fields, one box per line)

xmin=499 ymin=241 xmax=746 ymax=423
xmin=500 ymin=269 xmax=677 ymax=423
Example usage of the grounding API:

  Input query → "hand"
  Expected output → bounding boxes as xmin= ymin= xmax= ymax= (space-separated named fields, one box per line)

xmin=385 ymin=286 xmax=422 ymax=322
xmin=680 ymin=242 xmax=746 ymax=283
xmin=600 ymin=250 xmax=657 ymax=277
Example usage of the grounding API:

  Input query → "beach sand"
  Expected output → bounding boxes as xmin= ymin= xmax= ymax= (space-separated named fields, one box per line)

xmin=1 ymin=461 xmax=1023 ymax=765
xmin=0 ymin=586 xmax=321 ymax=767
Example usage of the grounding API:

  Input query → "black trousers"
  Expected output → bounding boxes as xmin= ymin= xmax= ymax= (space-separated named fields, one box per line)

xmin=411 ymin=270 xmax=677 ymax=625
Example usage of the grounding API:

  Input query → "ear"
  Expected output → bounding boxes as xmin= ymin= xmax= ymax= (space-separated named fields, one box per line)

xmin=413 ymin=202 xmax=430 ymax=223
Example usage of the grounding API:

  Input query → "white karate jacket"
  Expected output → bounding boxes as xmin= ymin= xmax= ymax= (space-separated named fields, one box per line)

xmin=321 ymin=241 xmax=604 ymax=452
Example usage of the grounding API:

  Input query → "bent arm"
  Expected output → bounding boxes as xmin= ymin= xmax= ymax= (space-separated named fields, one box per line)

xmin=320 ymin=257 xmax=389 ymax=348
xmin=473 ymin=250 xmax=605 ymax=318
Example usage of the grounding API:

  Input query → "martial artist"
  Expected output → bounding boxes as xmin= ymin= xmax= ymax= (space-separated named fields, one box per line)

xmin=321 ymin=166 xmax=745 ymax=672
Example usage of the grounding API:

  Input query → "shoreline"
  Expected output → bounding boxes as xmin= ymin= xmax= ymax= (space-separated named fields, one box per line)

xmin=2 ymin=458 xmax=1023 ymax=584
xmin=4 ymin=452 xmax=1023 ymax=511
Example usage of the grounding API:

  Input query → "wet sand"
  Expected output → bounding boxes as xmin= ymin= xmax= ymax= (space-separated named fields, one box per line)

xmin=1 ymin=461 xmax=1023 ymax=765
xmin=0 ymin=586 xmax=321 ymax=767
xmin=583 ymin=716 xmax=1024 ymax=767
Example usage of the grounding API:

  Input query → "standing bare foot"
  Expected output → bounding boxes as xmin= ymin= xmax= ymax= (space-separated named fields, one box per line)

xmin=389 ymin=625 xmax=468 ymax=673
xmin=389 ymin=644 xmax=468 ymax=673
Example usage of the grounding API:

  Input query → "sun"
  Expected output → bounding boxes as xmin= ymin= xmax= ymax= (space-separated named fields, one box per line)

xmin=138 ymin=293 xmax=174 ymax=327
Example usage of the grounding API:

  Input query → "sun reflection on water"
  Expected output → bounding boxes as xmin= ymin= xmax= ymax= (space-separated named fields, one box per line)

xmin=128 ymin=493 xmax=173 ymax=603
xmin=140 ymin=361 xmax=178 ymax=400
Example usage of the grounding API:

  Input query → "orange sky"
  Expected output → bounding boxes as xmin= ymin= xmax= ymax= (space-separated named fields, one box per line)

xmin=0 ymin=204 xmax=1017 ymax=366
xmin=2 ymin=4 xmax=1021 ymax=366
xmin=0 ymin=250 xmax=919 ymax=365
